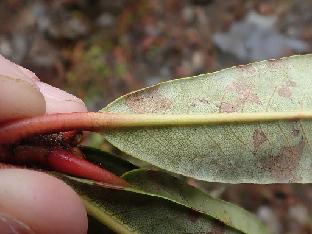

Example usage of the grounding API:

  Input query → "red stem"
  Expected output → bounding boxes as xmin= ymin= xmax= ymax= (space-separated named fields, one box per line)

xmin=48 ymin=149 xmax=129 ymax=187
xmin=0 ymin=113 xmax=130 ymax=187
xmin=0 ymin=112 xmax=122 ymax=144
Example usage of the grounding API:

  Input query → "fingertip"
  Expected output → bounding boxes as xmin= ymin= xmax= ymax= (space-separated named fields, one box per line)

xmin=16 ymin=65 xmax=40 ymax=82
xmin=0 ymin=54 xmax=46 ymax=123
xmin=36 ymin=82 xmax=88 ymax=114
xmin=0 ymin=76 xmax=46 ymax=123
xmin=0 ymin=54 xmax=87 ymax=120
xmin=0 ymin=169 xmax=88 ymax=234
xmin=0 ymin=54 xmax=36 ymax=83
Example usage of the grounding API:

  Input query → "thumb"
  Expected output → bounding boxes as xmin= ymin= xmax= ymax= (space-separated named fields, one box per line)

xmin=0 ymin=169 xmax=88 ymax=234
xmin=0 ymin=75 xmax=46 ymax=123
xmin=0 ymin=54 xmax=46 ymax=123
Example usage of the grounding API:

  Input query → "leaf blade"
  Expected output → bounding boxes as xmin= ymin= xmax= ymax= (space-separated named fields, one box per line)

xmin=123 ymin=169 xmax=269 ymax=234
xmin=103 ymin=54 xmax=312 ymax=183
xmin=57 ymin=174 xmax=242 ymax=234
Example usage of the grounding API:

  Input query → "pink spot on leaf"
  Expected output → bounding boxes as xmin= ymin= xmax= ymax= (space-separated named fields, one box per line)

xmin=219 ymin=102 xmax=237 ymax=113
xmin=253 ymin=129 xmax=268 ymax=149
xmin=261 ymin=138 xmax=305 ymax=181
xmin=126 ymin=86 xmax=172 ymax=113
xmin=220 ymin=81 xmax=261 ymax=112
xmin=277 ymin=80 xmax=296 ymax=98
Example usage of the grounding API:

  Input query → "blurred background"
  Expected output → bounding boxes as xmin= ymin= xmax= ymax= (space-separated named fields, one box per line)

xmin=1 ymin=0 xmax=311 ymax=233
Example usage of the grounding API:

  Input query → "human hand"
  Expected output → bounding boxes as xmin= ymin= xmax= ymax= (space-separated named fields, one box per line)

xmin=0 ymin=55 xmax=88 ymax=234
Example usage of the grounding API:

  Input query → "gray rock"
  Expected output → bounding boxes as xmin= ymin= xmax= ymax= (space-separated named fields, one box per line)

xmin=212 ymin=11 xmax=309 ymax=61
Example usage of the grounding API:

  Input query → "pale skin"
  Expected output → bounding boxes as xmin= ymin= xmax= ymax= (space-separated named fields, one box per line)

xmin=0 ymin=55 xmax=88 ymax=234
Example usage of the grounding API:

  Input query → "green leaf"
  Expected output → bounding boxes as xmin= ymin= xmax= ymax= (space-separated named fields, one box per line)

xmin=123 ymin=169 xmax=269 ymax=234
xmin=87 ymin=215 xmax=115 ymax=234
xmin=58 ymin=174 xmax=242 ymax=234
xmin=79 ymin=146 xmax=137 ymax=176
xmin=102 ymin=54 xmax=312 ymax=183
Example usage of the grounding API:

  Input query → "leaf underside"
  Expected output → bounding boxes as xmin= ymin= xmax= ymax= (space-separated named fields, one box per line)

xmin=123 ymin=169 xmax=268 ymax=234
xmin=68 ymin=148 xmax=267 ymax=233
xmin=56 ymin=173 xmax=244 ymax=234
xmin=102 ymin=54 xmax=312 ymax=183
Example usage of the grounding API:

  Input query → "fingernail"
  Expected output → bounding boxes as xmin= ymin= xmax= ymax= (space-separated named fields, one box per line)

xmin=0 ymin=76 xmax=45 ymax=123
xmin=0 ymin=212 xmax=35 ymax=234
xmin=36 ymin=82 xmax=87 ymax=114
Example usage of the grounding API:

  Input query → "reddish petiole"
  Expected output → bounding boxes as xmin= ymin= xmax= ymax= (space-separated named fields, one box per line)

xmin=0 ymin=112 xmax=129 ymax=187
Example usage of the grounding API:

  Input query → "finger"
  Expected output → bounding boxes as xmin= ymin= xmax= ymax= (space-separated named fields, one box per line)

xmin=0 ymin=55 xmax=37 ymax=83
xmin=0 ymin=53 xmax=87 ymax=123
xmin=0 ymin=169 xmax=87 ymax=234
xmin=14 ymin=59 xmax=87 ymax=114
xmin=16 ymin=65 xmax=40 ymax=82
xmin=0 ymin=76 xmax=46 ymax=123
xmin=37 ymin=82 xmax=87 ymax=114
xmin=0 ymin=55 xmax=46 ymax=123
